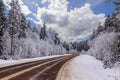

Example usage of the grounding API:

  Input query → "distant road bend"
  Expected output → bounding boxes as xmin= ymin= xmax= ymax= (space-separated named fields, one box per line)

xmin=0 ymin=54 xmax=78 ymax=80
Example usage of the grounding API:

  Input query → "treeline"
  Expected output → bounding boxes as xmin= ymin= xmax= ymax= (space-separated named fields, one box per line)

xmin=88 ymin=2 xmax=120 ymax=68
xmin=0 ymin=0 xmax=68 ymax=59
xmin=0 ymin=0 xmax=89 ymax=59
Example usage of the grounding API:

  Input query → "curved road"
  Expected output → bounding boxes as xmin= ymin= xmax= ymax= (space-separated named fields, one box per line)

xmin=0 ymin=55 xmax=77 ymax=80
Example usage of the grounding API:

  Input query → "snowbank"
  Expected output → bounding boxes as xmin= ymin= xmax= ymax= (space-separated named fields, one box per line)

xmin=56 ymin=54 xmax=120 ymax=80
xmin=0 ymin=54 xmax=69 ymax=68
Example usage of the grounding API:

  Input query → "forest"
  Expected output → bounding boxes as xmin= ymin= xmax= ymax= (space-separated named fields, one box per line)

xmin=0 ymin=0 xmax=120 ymax=69
xmin=0 ymin=0 xmax=87 ymax=59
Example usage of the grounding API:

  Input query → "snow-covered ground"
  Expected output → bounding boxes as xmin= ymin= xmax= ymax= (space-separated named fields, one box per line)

xmin=0 ymin=54 xmax=69 ymax=68
xmin=1 ymin=54 xmax=120 ymax=80
xmin=56 ymin=54 xmax=120 ymax=80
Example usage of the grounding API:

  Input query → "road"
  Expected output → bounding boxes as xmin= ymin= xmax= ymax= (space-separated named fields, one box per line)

xmin=0 ymin=55 xmax=77 ymax=80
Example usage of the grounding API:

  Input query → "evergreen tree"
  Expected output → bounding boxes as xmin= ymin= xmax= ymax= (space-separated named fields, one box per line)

xmin=40 ymin=22 xmax=47 ymax=40
xmin=18 ymin=13 xmax=28 ymax=38
xmin=89 ymin=1 xmax=120 ymax=68
xmin=8 ymin=0 xmax=23 ymax=55
xmin=0 ymin=0 xmax=7 ymax=56
xmin=91 ymin=23 xmax=104 ymax=39
xmin=63 ymin=41 xmax=70 ymax=51
xmin=54 ymin=33 xmax=60 ymax=45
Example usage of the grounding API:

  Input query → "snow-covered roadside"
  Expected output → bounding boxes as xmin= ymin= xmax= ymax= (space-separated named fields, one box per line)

xmin=56 ymin=54 xmax=120 ymax=80
xmin=0 ymin=54 xmax=69 ymax=68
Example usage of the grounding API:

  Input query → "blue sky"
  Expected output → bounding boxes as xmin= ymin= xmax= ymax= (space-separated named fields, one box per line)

xmin=4 ymin=0 xmax=116 ymax=41
xmin=28 ymin=0 xmax=116 ymax=41
xmin=68 ymin=0 xmax=115 ymax=16
xmin=19 ymin=0 xmax=116 ymax=16
xmin=92 ymin=2 xmax=115 ymax=15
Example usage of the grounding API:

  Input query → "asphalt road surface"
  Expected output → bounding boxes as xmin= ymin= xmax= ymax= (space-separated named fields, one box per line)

xmin=0 ymin=54 xmax=78 ymax=80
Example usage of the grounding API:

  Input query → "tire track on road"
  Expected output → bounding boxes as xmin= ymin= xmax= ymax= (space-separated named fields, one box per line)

xmin=0 ymin=55 xmax=71 ymax=80
xmin=30 ymin=57 xmax=69 ymax=80
xmin=29 ymin=55 xmax=75 ymax=80
xmin=0 ymin=56 xmax=66 ymax=78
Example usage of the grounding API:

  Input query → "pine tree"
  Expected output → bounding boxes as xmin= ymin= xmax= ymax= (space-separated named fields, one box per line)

xmin=18 ymin=13 xmax=28 ymax=38
xmin=0 ymin=0 xmax=7 ymax=56
xmin=63 ymin=41 xmax=70 ymax=51
xmin=47 ymin=28 xmax=61 ymax=45
xmin=8 ymin=0 xmax=23 ymax=55
xmin=91 ymin=23 xmax=104 ymax=39
xmin=54 ymin=33 xmax=60 ymax=45
xmin=40 ymin=22 xmax=47 ymax=40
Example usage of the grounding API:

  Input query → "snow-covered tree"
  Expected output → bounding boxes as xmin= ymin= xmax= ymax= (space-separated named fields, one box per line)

xmin=0 ymin=0 xmax=68 ymax=59
xmin=88 ymin=1 xmax=120 ymax=68
xmin=47 ymin=28 xmax=60 ymax=45
xmin=91 ymin=23 xmax=105 ymax=39
xmin=2 ymin=31 xmax=11 ymax=59
xmin=8 ymin=0 xmax=19 ymax=55
xmin=39 ymin=22 xmax=47 ymax=40
xmin=88 ymin=32 xmax=120 ymax=68
xmin=0 ymin=0 xmax=7 ymax=56
xmin=63 ymin=41 xmax=70 ymax=52
xmin=8 ymin=0 xmax=28 ymax=56
xmin=18 ymin=13 xmax=28 ymax=38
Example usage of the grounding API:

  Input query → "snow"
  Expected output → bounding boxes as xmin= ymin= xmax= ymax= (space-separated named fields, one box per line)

xmin=0 ymin=54 xmax=69 ymax=68
xmin=56 ymin=54 xmax=120 ymax=80
xmin=88 ymin=32 xmax=119 ymax=63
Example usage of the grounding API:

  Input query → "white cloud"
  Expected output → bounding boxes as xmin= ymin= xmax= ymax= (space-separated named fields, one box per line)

xmin=41 ymin=0 xmax=49 ymax=4
xmin=36 ymin=1 xmax=105 ymax=41
xmin=62 ymin=3 xmax=105 ymax=41
xmin=4 ymin=0 xmax=105 ymax=41
xmin=19 ymin=0 xmax=32 ymax=15
xmin=20 ymin=5 xmax=31 ymax=15
xmin=3 ymin=0 xmax=31 ymax=16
